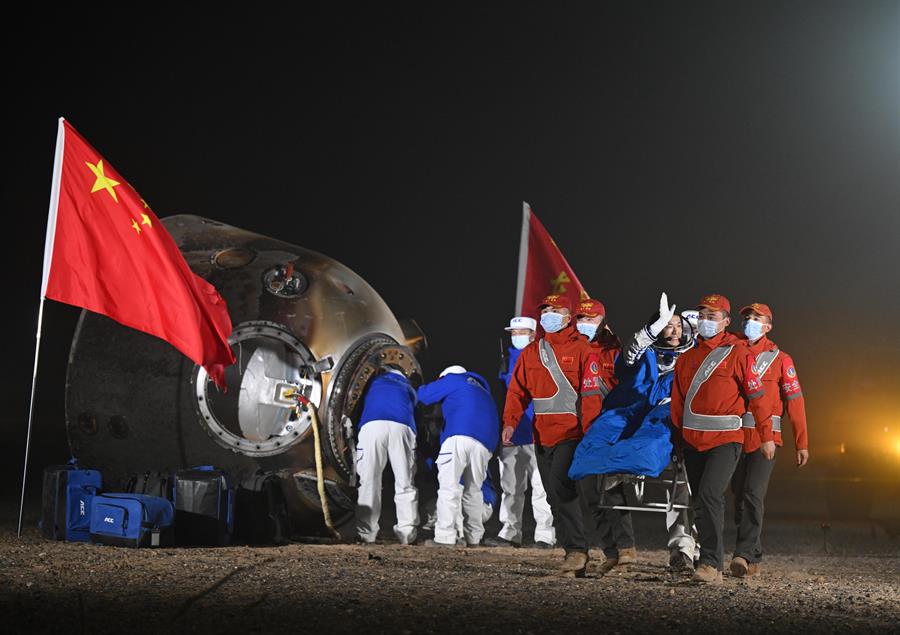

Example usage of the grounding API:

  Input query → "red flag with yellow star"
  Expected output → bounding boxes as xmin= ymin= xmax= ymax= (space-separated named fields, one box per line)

xmin=515 ymin=202 xmax=589 ymax=319
xmin=40 ymin=118 xmax=235 ymax=388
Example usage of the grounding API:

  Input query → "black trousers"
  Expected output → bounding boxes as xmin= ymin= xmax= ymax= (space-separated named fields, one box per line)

xmin=582 ymin=476 xmax=634 ymax=558
xmin=683 ymin=442 xmax=742 ymax=571
xmin=731 ymin=448 xmax=777 ymax=563
xmin=536 ymin=440 xmax=588 ymax=554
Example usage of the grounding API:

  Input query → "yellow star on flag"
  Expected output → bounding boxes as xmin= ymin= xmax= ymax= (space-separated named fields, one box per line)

xmin=86 ymin=160 xmax=121 ymax=203
xmin=141 ymin=198 xmax=150 ymax=209
xmin=131 ymin=219 xmax=141 ymax=235
xmin=141 ymin=213 xmax=152 ymax=228
xmin=550 ymin=271 xmax=570 ymax=295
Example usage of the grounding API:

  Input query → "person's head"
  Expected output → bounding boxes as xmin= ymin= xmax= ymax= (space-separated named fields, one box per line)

xmin=739 ymin=303 xmax=773 ymax=342
xmin=650 ymin=303 xmax=695 ymax=372
xmin=504 ymin=316 xmax=536 ymax=350
xmin=695 ymin=294 xmax=731 ymax=339
xmin=574 ymin=299 xmax=606 ymax=340
xmin=537 ymin=294 xmax=572 ymax=333
xmin=659 ymin=314 xmax=683 ymax=347
xmin=439 ymin=365 xmax=467 ymax=378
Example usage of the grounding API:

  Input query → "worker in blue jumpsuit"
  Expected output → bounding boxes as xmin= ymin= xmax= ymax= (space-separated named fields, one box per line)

xmin=355 ymin=366 xmax=419 ymax=545
xmin=418 ymin=365 xmax=500 ymax=547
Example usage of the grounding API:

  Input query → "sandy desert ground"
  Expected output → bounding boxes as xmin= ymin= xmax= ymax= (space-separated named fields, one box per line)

xmin=2 ymin=505 xmax=898 ymax=634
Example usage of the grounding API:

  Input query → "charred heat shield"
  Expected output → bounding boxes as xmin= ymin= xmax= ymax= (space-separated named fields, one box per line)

xmin=65 ymin=215 xmax=425 ymax=537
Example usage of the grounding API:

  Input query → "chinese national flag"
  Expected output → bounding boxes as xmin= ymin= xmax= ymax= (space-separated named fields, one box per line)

xmin=515 ymin=202 xmax=589 ymax=319
xmin=40 ymin=118 xmax=236 ymax=388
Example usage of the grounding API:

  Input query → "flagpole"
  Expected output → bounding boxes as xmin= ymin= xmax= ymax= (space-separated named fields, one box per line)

xmin=18 ymin=118 xmax=67 ymax=537
xmin=17 ymin=299 xmax=46 ymax=537
xmin=514 ymin=202 xmax=530 ymax=315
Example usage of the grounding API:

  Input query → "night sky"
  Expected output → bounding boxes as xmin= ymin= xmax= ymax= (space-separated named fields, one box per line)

xmin=3 ymin=2 xmax=899 ymax=500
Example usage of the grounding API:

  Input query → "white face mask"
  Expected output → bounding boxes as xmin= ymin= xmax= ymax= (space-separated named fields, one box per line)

xmin=511 ymin=334 xmax=532 ymax=350
xmin=576 ymin=323 xmax=599 ymax=340
xmin=697 ymin=319 xmax=721 ymax=339
xmin=540 ymin=312 xmax=567 ymax=333
xmin=743 ymin=319 xmax=766 ymax=341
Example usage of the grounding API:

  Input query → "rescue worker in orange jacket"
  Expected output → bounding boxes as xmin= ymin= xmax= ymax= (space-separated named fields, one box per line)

xmin=574 ymin=298 xmax=636 ymax=572
xmin=669 ymin=293 xmax=772 ymax=584
xmin=575 ymin=299 xmax=620 ymax=420
xmin=502 ymin=294 xmax=603 ymax=577
xmin=730 ymin=302 xmax=809 ymax=578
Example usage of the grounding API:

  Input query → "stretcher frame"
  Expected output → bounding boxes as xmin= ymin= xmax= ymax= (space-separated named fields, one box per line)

xmin=595 ymin=455 xmax=692 ymax=516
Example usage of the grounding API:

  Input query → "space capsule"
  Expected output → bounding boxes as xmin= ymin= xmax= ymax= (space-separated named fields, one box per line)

xmin=65 ymin=215 xmax=426 ymax=537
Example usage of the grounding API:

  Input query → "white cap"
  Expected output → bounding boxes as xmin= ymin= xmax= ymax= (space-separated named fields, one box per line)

xmin=504 ymin=316 xmax=537 ymax=332
xmin=439 ymin=365 xmax=467 ymax=377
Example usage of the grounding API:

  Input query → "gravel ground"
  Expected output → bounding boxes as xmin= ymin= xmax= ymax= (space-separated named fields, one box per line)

xmin=1 ymin=514 xmax=898 ymax=634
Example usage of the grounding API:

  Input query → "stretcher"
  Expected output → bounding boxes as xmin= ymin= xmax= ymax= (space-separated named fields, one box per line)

xmin=594 ymin=454 xmax=692 ymax=518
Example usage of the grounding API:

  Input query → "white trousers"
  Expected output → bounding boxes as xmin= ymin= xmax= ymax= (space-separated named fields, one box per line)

xmin=422 ymin=488 xmax=494 ymax=540
xmin=355 ymin=420 xmax=419 ymax=544
xmin=497 ymin=444 xmax=556 ymax=545
xmin=665 ymin=465 xmax=699 ymax=560
xmin=434 ymin=436 xmax=491 ymax=545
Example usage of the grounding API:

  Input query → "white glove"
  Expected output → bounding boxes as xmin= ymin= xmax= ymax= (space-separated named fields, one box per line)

xmin=648 ymin=292 xmax=676 ymax=337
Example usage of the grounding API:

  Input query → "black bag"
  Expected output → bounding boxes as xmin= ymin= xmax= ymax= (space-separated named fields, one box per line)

xmin=234 ymin=471 xmax=291 ymax=545
xmin=40 ymin=463 xmax=103 ymax=542
xmin=125 ymin=470 xmax=173 ymax=500
xmin=173 ymin=466 xmax=234 ymax=546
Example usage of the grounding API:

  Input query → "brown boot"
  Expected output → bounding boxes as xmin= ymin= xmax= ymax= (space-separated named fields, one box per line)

xmin=558 ymin=551 xmax=589 ymax=578
xmin=746 ymin=562 xmax=761 ymax=577
xmin=730 ymin=556 xmax=750 ymax=578
xmin=692 ymin=563 xmax=723 ymax=584
xmin=617 ymin=547 xmax=637 ymax=565
xmin=597 ymin=556 xmax=618 ymax=575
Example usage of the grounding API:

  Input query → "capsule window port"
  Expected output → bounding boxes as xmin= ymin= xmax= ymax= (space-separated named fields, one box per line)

xmin=212 ymin=248 xmax=256 ymax=270
xmin=77 ymin=413 xmax=98 ymax=435
xmin=107 ymin=415 xmax=128 ymax=439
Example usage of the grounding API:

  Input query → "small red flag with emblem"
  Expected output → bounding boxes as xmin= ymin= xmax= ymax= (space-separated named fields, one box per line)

xmin=40 ymin=118 xmax=235 ymax=388
xmin=515 ymin=202 xmax=589 ymax=318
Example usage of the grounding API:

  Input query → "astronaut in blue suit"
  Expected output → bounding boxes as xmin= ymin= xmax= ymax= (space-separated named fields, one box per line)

xmin=570 ymin=293 xmax=699 ymax=570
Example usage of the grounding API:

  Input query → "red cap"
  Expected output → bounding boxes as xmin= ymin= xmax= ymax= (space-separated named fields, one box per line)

xmin=696 ymin=293 xmax=731 ymax=314
xmin=538 ymin=294 xmax=572 ymax=313
xmin=740 ymin=302 xmax=773 ymax=322
xmin=575 ymin=298 xmax=606 ymax=318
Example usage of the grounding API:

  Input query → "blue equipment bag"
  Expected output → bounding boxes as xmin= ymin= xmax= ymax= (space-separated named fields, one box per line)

xmin=40 ymin=463 xmax=102 ymax=542
xmin=173 ymin=466 xmax=234 ymax=546
xmin=89 ymin=493 xmax=174 ymax=548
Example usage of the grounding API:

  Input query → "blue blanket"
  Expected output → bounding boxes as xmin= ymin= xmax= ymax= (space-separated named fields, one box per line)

xmin=569 ymin=348 xmax=673 ymax=480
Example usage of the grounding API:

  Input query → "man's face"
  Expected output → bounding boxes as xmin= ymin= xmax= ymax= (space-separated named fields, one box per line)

xmin=576 ymin=314 xmax=603 ymax=326
xmin=509 ymin=328 xmax=535 ymax=343
xmin=659 ymin=315 xmax=683 ymax=346
xmin=698 ymin=307 xmax=730 ymax=334
xmin=742 ymin=310 xmax=772 ymax=336
xmin=541 ymin=304 xmax=571 ymax=326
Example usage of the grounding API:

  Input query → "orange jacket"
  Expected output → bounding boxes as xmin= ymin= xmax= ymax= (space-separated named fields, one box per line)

xmin=741 ymin=335 xmax=808 ymax=453
xmin=582 ymin=335 xmax=620 ymax=431
xmin=670 ymin=331 xmax=772 ymax=452
xmin=503 ymin=324 xmax=602 ymax=447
